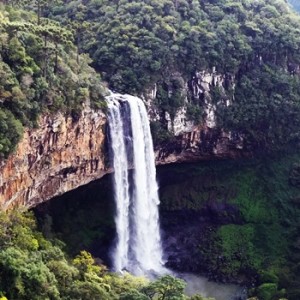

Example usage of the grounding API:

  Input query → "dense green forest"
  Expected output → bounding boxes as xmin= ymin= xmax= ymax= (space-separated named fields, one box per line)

xmin=2 ymin=0 xmax=300 ymax=155
xmin=45 ymin=0 xmax=300 ymax=150
xmin=1 ymin=0 xmax=300 ymax=299
xmin=0 ymin=3 xmax=106 ymax=157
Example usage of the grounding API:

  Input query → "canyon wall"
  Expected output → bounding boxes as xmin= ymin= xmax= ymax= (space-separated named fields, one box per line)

xmin=0 ymin=71 xmax=251 ymax=209
xmin=0 ymin=108 xmax=107 ymax=209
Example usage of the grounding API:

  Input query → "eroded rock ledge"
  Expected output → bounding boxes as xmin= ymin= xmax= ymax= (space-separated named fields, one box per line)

xmin=155 ymin=125 xmax=249 ymax=165
xmin=0 ymin=108 xmax=250 ymax=209
xmin=0 ymin=108 xmax=107 ymax=209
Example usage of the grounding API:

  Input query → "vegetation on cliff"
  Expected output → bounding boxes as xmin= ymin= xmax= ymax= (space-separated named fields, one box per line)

xmin=0 ymin=4 xmax=106 ymax=158
xmin=3 ymin=0 xmax=300 ymax=151
xmin=1 ymin=0 xmax=300 ymax=299
xmin=31 ymin=151 xmax=300 ymax=300
xmin=43 ymin=0 xmax=300 ymax=149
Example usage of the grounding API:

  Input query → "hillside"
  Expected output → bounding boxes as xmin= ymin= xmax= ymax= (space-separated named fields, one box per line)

xmin=0 ymin=1 xmax=300 ymax=300
xmin=46 ymin=0 xmax=300 ymax=151
xmin=2 ymin=0 xmax=300 ymax=155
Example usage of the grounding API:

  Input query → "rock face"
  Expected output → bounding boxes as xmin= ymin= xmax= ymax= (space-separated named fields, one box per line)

xmin=0 ymin=108 xmax=108 ymax=209
xmin=155 ymin=126 xmax=248 ymax=165
xmin=0 ymin=70 xmax=251 ymax=209
xmin=144 ymin=69 xmax=250 ymax=165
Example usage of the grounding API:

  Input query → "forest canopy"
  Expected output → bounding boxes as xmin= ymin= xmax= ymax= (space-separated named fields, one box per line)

xmin=0 ymin=210 xmax=213 ymax=300
xmin=45 ymin=0 xmax=300 ymax=92
xmin=0 ymin=3 xmax=106 ymax=157
xmin=44 ymin=0 xmax=300 ymax=149
xmin=3 ymin=0 xmax=300 ymax=153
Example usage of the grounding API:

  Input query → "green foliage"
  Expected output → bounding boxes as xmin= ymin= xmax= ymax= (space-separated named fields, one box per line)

xmin=141 ymin=275 xmax=186 ymax=300
xmin=0 ymin=209 xmax=211 ymax=300
xmin=155 ymin=78 xmax=186 ymax=120
xmin=207 ymin=159 xmax=295 ymax=279
xmin=259 ymin=270 xmax=279 ymax=285
xmin=4 ymin=0 xmax=300 ymax=152
xmin=0 ymin=4 xmax=106 ymax=158
xmin=0 ymin=109 xmax=23 ymax=158
xmin=150 ymin=121 xmax=174 ymax=145
xmin=159 ymin=153 xmax=300 ymax=288
xmin=186 ymin=104 xmax=203 ymax=123
xmin=228 ymin=170 xmax=277 ymax=223
xmin=219 ymin=65 xmax=300 ymax=149
xmin=257 ymin=283 xmax=278 ymax=300
xmin=44 ymin=0 xmax=300 ymax=148
xmin=189 ymin=296 xmax=215 ymax=300
xmin=120 ymin=289 xmax=148 ymax=300
xmin=216 ymin=224 xmax=262 ymax=277
xmin=160 ymin=175 xmax=211 ymax=211
xmin=0 ymin=210 xmax=60 ymax=300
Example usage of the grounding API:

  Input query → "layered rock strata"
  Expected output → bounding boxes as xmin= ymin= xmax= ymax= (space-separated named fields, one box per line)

xmin=0 ymin=108 xmax=107 ymax=209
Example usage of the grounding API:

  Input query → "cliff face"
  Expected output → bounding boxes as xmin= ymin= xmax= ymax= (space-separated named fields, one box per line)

xmin=0 ymin=108 xmax=107 ymax=209
xmin=155 ymin=126 xmax=247 ymax=165
xmin=144 ymin=69 xmax=250 ymax=164
xmin=0 ymin=70 xmax=251 ymax=209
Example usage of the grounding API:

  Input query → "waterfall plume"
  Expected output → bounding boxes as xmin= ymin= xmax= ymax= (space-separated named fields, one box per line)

xmin=107 ymin=93 xmax=164 ymax=275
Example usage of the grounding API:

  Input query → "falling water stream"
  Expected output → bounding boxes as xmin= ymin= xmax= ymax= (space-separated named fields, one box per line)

xmin=107 ymin=93 xmax=164 ymax=275
xmin=106 ymin=97 xmax=130 ymax=272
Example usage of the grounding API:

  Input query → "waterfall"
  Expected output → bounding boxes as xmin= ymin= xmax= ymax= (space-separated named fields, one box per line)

xmin=107 ymin=93 xmax=164 ymax=275
xmin=106 ymin=98 xmax=130 ymax=272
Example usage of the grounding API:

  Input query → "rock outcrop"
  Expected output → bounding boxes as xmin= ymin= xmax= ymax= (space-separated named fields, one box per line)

xmin=0 ymin=108 xmax=108 ymax=209
xmin=144 ymin=69 xmax=249 ymax=165
xmin=155 ymin=126 xmax=248 ymax=165
xmin=0 ymin=113 xmax=249 ymax=209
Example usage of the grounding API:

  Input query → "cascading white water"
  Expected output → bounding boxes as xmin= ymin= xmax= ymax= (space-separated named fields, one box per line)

xmin=107 ymin=93 xmax=164 ymax=275
xmin=106 ymin=98 xmax=130 ymax=272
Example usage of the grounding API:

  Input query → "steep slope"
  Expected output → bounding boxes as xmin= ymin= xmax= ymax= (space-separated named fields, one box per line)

xmin=3 ymin=0 xmax=300 ymax=208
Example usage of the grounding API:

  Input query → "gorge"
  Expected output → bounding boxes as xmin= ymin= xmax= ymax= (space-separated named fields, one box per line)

xmin=1 ymin=0 xmax=300 ymax=299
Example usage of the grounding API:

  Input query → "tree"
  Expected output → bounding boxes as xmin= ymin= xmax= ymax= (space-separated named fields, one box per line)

xmin=142 ymin=275 xmax=186 ymax=300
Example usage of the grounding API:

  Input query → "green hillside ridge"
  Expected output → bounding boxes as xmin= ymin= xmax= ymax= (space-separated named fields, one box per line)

xmin=46 ymin=0 xmax=300 ymax=150
xmin=0 ymin=1 xmax=300 ymax=299
xmin=3 ymin=0 xmax=300 ymax=154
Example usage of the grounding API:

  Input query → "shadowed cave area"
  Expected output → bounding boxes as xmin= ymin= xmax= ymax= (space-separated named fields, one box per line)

xmin=33 ymin=155 xmax=300 ymax=300
xmin=34 ymin=173 xmax=116 ymax=268
xmin=33 ymin=162 xmax=243 ymax=275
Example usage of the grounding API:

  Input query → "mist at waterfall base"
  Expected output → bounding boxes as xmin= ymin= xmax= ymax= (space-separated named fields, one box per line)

xmin=106 ymin=93 xmax=246 ymax=300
